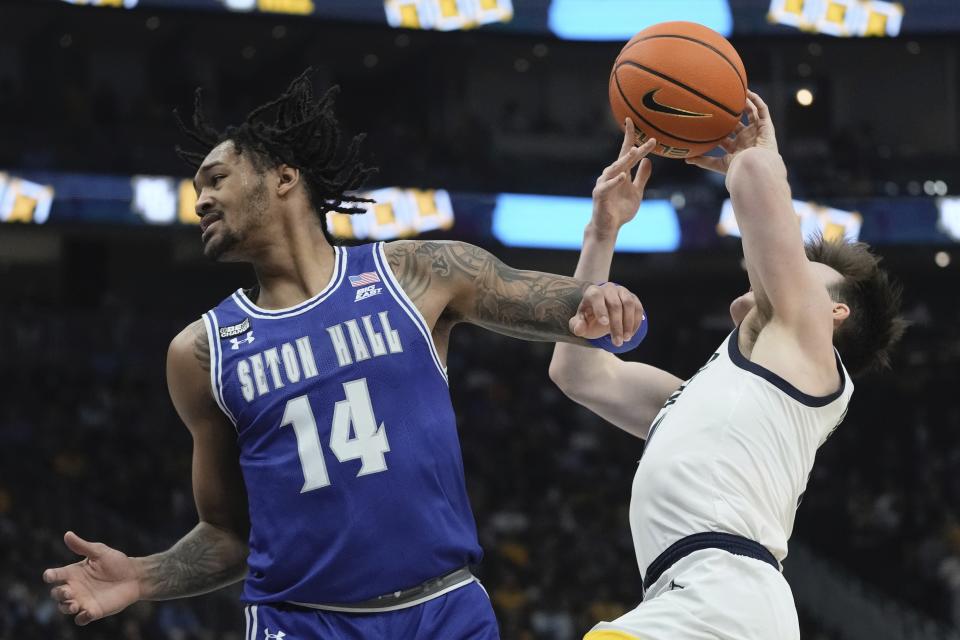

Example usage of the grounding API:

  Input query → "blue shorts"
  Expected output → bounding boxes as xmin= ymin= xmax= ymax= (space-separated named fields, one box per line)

xmin=243 ymin=581 xmax=500 ymax=640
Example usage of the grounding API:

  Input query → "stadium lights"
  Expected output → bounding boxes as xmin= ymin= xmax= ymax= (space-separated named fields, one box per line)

xmin=0 ymin=173 xmax=54 ymax=224
xmin=60 ymin=0 xmax=139 ymax=7
xmin=768 ymin=0 xmax=904 ymax=37
xmin=796 ymin=88 xmax=814 ymax=106
xmin=718 ymin=199 xmax=862 ymax=243
xmin=385 ymin=0 xmax=513 ymax=32
xmin=935 ymin=252 xmax=951 ymax=268
xmin=938 ymin=198 xmax=960 ymax=240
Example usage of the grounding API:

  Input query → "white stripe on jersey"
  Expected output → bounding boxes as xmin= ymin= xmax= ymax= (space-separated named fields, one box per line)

xmin=373 ymin=242 xmax=448 ymax=384
xmin=202 ymin=312 xmax=237 ymax=428
xmin=233 ymin=247 xmax=346 ymax=320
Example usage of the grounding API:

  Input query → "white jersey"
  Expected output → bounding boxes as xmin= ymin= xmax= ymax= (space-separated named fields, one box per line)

xmin=631 ymin=325 xmax=853 ymax=574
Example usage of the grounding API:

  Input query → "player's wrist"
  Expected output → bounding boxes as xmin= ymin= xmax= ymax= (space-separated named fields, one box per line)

xmin=584 ymin=222 xmax=619 ymax=243
xmin=131 ymin=555 xmax=156 ymax=601
xmin=724 ymin=147 xmax=780 ymax=191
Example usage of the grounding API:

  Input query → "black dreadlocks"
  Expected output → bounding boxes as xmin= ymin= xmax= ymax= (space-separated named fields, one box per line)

xmin=174 ymin=68 xmax=377 ymax=245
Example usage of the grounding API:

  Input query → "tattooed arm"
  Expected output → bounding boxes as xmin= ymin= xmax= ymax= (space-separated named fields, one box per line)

xmin=144 ymin=320 xmax=249 ymax=596
xmin=44 ymin=320 xmax=248 ymax=625
xmin=385 ymin=240 xmax=641 ymax=344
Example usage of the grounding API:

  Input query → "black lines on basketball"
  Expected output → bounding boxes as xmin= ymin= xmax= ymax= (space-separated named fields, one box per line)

xmin=607 ymin=21 xmax=748 ymax=158
xmin=618 ymin=34 xmax=747 ymax=93
xmin=614 ymin=73 xmax=733 ymax=145
xmin=615 ymin=62 xmax=741 ymax=119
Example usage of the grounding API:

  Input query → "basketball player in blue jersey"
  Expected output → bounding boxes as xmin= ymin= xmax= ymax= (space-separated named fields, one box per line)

xmin=42 ymin=71 xmax=644 ymax=639
xmin=550 ymin=95 xmax=906 ymax=640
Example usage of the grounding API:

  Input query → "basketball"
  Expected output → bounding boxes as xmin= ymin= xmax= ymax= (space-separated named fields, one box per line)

xmin=608 ymin=21 xmax=748 ymax=159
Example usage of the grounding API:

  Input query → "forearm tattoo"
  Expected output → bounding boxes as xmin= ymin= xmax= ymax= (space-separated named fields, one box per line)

xmin=388 ymin=241 xmax=588 ymax=342
xmin=142 ymin=524 xmax=247 ymax=600
xmin=191 ymin=321 xmax=211 ymax=373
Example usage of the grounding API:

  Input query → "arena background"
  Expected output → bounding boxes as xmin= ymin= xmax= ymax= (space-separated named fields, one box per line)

xmin=2 ymin=0 xmax=960 ymax=638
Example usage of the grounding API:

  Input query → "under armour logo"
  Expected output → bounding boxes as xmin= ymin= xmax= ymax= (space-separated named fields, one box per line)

xmin=230 ymin=331 xmax=255 ymax=350
xmin=264 ymin=630 xmax=286 ymax=640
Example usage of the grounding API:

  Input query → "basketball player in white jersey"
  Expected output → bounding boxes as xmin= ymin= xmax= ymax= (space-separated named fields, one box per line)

xmin=549 ymin=93 xmax=905 ymax=640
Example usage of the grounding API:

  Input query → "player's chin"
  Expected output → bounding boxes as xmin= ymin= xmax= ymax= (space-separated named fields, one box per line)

xmin=729 ymin=296 xmax=751 ymax=327
xmin=201 ymin=232 xmax=239 ymax=262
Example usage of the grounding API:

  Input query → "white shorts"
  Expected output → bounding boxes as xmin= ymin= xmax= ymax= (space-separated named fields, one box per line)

xmin=583 ymin=549 xmax=800 ymax=640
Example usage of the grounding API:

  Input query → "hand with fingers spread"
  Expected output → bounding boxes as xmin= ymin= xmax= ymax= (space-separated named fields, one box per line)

xmin=590 ymin=118 xmax=658 ymax=239
xmin=685 ymin=91 xmax=778 ymax=176
xmin=569 ymin=282 xmax=645 ymax=348
xmin=43 ymin=531 xmax=143 ymax=626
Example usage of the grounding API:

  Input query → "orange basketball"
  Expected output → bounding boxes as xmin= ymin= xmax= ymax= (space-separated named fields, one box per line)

xmin=608 ymin=21 xmax=747 ymax=159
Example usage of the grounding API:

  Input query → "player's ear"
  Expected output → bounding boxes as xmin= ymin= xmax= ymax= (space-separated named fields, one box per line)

xmin=832 ymin=302 xmax=850 ymax=327
xmin=276 ymin=165 xmax=301 ymax=197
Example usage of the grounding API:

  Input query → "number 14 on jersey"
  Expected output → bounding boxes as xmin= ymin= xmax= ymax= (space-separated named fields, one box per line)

xmin=280 ymin=378 xmax=391 ymax=493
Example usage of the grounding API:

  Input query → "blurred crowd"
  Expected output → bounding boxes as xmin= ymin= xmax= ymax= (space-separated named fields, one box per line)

xmin=1 ymin=262 xmax=958 ymax=640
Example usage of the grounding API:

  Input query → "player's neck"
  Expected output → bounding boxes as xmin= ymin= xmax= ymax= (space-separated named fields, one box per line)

xmin=249 ymin=213 xmax=336 ymax=310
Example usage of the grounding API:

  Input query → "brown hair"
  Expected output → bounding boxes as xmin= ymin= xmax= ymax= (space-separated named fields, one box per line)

xmin=805 ymin=236 xmax=907 ymax=376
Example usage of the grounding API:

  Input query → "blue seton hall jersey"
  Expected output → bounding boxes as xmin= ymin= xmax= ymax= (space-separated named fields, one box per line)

xmin=202 ymin=242 xmax=482 ymax=605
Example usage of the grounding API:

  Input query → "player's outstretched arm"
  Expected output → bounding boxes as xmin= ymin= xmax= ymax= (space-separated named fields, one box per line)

xmin=44 ymin=320 xmax=250 ymax=626
xmin=384 ymin=242 xmax=643 ymax=345
xmin=687 ymin=93 xmax=836 ymax=361
xmin=550 ymin=120 xmax=682 ymax=439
